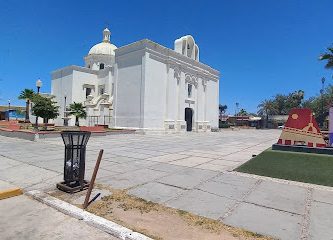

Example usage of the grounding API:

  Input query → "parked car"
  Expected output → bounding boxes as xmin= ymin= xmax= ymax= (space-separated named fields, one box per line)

xmin=278 ymin=125 xmax=284 ymax=129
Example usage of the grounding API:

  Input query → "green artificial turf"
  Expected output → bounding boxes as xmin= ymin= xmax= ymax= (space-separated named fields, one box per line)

xmin=236 ymin=149 xmax=333 ymax=187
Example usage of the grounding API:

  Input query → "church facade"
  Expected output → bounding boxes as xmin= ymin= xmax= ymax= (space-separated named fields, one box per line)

xmin=51 ymin=29 xmax=219 ymax=132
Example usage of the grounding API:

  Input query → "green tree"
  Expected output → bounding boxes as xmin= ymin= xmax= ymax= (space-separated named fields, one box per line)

xmin=68 ymin=102 xmax=87 ymax=126
xmin=238 ymin=108 xmax=248 ymax=116
xmin=18 ymin=89 xmax=35 ymax=122
xmin=257 ymin=99 xmax=278 ymax=128
xmin=219 ymin=104 xmax=227 ymax=116
xmin=31 ymin=95 xmax=59 ymax=123
xmin=274 ymin=94 xmax=288 ymax=115
xmin=319 ymin=46 xmax=333 ymax=69
xmin=285 ymin=90 xmax=304 ymax=113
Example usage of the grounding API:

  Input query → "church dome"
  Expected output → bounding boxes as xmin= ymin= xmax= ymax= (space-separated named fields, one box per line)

xmin=88 ymin=28 xmax=117 ymax=56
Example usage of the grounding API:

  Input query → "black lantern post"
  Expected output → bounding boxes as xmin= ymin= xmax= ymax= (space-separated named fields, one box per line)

xmin=7 ymin=99 xmax=10 ymax=121
xmin=57 ymin=131 xmax=91 ymax=193
xmin=34 ymin=79 xmax=42 ymax=130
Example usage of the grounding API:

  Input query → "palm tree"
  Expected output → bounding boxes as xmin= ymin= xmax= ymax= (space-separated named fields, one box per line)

xmin=257 ymin=99 xmax=278 ymax=128
xmin=18 ymin=89 xmax=35 ymax=122
xmin=68 ymin=102 xmax=87 ymax=126
xmin=319 ymin=46 xmax=333 ymax=69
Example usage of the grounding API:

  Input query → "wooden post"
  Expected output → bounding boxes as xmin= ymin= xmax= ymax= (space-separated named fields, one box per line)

xmin=83 ymin=149 xmax=104 ymax=209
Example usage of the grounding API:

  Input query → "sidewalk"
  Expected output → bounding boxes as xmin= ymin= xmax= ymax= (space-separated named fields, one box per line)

xmin=1 ymin=130 xmax=333 ymax=239
xmin=0 ymin=181 xmax=118 ymax=240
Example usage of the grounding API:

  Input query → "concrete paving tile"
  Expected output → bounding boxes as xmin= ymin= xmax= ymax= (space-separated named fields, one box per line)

xmin=24 ymin=174 xmax=63 ymax=191
xmin=208 ymin=159 xmax=241 ymax=167
xmin=157 ymin=147 xmax=190 ymax=153
xmin=99 ymin=160 xmax=155 ymax=173
xmin=0 ymin=195 xmax=117 ymax=240
xmin=129 ymin=182 xmax=186 ymax=203
xmin=166 ymin=189 xmax=235 ymax=219
xmin=224 ymin=202 xmax=302 ymax=240
xmin=98 ymin=168 xmax=168 ymax=189
xmin=194 ymin=163 xmax=229 ymax=172
xmin=0 ymin=164 xmax=60 ymax=188
xmin=125 ymin=148 xmax=166 ymax=157
xmin=312 ymin=189 xmax=333 ymax=205
xmin=109 ymin=150 xmax=152 ymax=159
xmin=85 ymin=168 xmax=120 ymax=180
xmin=148 ymin=162 xmax=186 ymax=173
xmin=30 ymin=159 xmax=64 ymax=172
xmin=170 ymin=156 xmax=212 ymax=167
xmin=177 ymin=150 xmax=220 ymax=159
xmin=0 ymin=156 xmax=22 ymax=170
xmin=0 ymin=180 xmax=17 ymax=190
xmin=157 ymin=168 xmax=219 ymax=189
xmin=309 ymin=201 xmax=333 ymax=240
xmin=246 ymin=181 xmax=306 ymax=215
xmin=197 ymin=180 xmax=254 ymax=200
xmin=146 ymin=153 xmax=189 ymax=163
xmin=102 ymin=155 xmax=139 ymax=164
xmin=212 ymin=173 xmax=258 ymax=188
xmin=220 ymin=154 xmax=254 ymax=162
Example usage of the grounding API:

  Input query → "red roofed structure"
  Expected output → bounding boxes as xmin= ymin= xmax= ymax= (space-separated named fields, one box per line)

xmin=277 ymin=108 xmax=326 ymax=148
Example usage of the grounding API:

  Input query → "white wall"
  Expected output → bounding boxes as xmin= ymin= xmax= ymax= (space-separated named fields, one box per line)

xmin=51 ymin=67 xmax=101 ymax=126
xmin=143 ymin=54 xmax=167 ymax=129
xmin=166 ymin=68 xmax=178 ymax=122
xmin=114 ymin=51 xmax=144 ymax=128
xmin=206 ymin=79 xmax=219 ymax=128
xmin=51 ymin=72 xmax=74 ymax=126
xmin=195 ymin=78 xmax=204 ymax=122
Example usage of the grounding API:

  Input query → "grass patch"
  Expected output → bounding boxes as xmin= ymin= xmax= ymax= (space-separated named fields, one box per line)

xmin=236 ymin=149 xmax=333 ymax=186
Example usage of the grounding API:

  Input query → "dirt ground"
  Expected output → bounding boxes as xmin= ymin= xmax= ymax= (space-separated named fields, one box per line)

xmin=49 ymin=186 xmax=273 ymax=240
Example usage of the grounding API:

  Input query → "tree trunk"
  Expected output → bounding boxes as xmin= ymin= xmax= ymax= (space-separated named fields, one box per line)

xmin=25 ymin=100 xmax=30 ymax=122
xmin=75 ymin=116 xmax=79 ymax=126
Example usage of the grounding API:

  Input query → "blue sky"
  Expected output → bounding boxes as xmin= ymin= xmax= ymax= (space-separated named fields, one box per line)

xmin=0 ymin=0 xmax=332 ymax=114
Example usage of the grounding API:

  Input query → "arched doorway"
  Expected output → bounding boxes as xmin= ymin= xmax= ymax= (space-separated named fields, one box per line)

xmin=185 ymin=108 xmax=193 ymax=132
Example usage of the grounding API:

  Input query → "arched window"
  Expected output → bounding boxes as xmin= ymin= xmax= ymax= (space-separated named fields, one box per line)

xmin=188 ymin=84 xmax=193 ymax=98
xmin=99 ymin=63 xmax=105 ymax=70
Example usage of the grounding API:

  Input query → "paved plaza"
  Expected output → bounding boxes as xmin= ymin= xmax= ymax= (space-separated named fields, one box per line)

xmin=1 ymin=129 xmax=333 ymax=239
xmin=0 ymin=188 xmax=117 ymax=240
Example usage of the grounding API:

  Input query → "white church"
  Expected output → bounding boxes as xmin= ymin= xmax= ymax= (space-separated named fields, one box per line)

xmin=51 ymin=28 xmax=220 ymax=132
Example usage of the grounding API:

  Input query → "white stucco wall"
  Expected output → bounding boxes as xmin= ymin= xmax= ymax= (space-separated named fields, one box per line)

xmin=114 ymin=51 xmax=144 ymax=128
xmin=206 ymin=79 xmax=219 ymax=128
xmin=165 ymin=67 xmax=178 ymax=122
xmin=51 ymin=70 xmax=74 ymax=126
xmin=143 ymin=54 xmax=167 ymax=129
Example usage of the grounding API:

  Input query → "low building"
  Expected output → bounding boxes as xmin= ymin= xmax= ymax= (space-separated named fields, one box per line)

xmin=0 ymin=106 xmax=25 ymax=121
xmin=268 ymin=115 xmax=288 ymax=128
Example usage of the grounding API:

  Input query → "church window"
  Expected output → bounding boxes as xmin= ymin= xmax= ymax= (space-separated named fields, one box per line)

xmin=99 ymin=87 xmax=104 ymax=95
xmin=188 ymin=84 xmax=193 ymax=98
xmin=86 ymin=88 xmax=92 ymax=98
xmin=99 ymin=63 xmax=105 ymax=70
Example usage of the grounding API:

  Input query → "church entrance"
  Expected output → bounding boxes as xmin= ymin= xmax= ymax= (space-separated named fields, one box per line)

xmin=185 ymin=108 xmax=193 ymax=131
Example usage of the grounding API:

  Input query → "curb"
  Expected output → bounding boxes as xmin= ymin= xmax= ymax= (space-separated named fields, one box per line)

xmin=26 ymin=190 xmax=152 ymax=240
xmin=0 ymin=188 xmax=23 ymax=200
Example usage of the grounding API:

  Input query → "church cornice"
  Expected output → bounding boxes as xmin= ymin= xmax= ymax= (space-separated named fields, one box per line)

xmin=51 ymin=65 xmax=112 ymax=79
xmin=115 ymin=39 xmax=220 ymax=82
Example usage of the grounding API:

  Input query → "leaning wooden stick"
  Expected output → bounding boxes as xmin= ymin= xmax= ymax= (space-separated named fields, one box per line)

xmin=83 ymin=149 xmax=104 ymax=209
